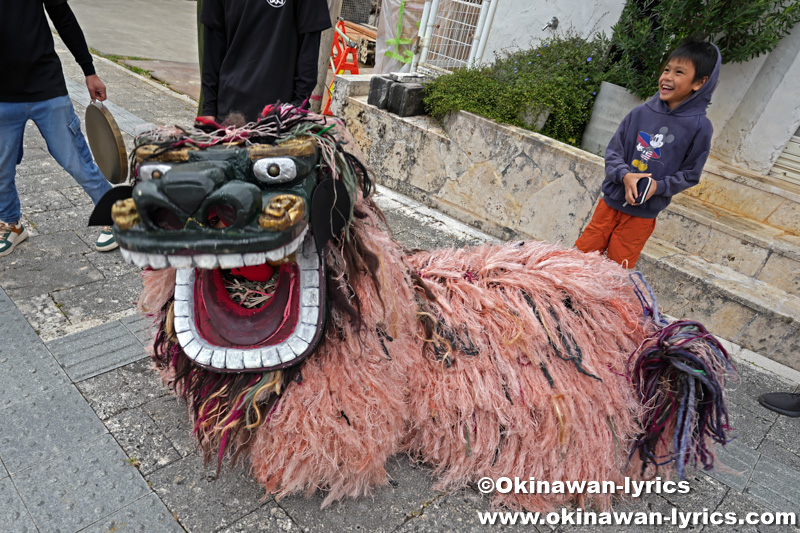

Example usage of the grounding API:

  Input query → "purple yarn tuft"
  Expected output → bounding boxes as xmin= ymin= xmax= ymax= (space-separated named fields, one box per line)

xmin=628 ymin=273 xmax=736 ymax=478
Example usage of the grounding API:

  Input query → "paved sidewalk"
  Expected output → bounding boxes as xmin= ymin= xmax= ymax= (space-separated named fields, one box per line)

xmin=1 ymin=37 xmax=799 ymax=533
xmin=70 ymin=0 xmax=199 ymax=64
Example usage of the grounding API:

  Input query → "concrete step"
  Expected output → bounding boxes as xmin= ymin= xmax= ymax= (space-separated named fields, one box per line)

xmin=638 ymin=237 xmax=800 ymax=371
xmin=655 ymin=195 xmax=800 ymax=297
xmin=687 ymin=157 xmax=800 ymax=236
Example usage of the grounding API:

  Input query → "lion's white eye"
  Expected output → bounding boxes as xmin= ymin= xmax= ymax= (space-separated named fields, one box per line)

xmin=253 ymin=157 xmax=297 ymax=183
xmin=139 ymin=163 xmax=173 ymax=181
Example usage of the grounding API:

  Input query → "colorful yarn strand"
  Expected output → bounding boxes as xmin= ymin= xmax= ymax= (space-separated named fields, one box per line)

xmin=627 ymin=273 xmax=736 ymax=478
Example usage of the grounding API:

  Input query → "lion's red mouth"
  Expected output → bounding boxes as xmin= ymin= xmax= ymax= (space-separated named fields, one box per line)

xmin=194 ymin=264 xmax=300 ymax=348
xmin=171 ymin=232 xmax=324 ymax=372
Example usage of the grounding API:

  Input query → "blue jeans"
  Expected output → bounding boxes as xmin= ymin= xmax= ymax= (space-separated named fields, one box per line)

xmin=0 ymin=95 xmax=112 ymax=224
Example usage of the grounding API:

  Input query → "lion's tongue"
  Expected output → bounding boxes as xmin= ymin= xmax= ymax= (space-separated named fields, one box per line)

xmin=231 ymin=264 xmax=274 ymax=282
xmin=194 ymin=264 xmax=298 ymax=347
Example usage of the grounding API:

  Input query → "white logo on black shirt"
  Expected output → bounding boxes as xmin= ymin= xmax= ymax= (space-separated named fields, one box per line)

xmin=266 ymin=0 xmax=286 ymax=6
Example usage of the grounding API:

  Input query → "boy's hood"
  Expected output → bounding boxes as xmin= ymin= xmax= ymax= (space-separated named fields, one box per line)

xmin=645 ymin=43 xmax=721 ymax=117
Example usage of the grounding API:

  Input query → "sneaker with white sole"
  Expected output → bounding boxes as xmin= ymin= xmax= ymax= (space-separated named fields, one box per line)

xmin=96 ymin=226 xmax=119 ymax=252
xmin=0 ymin=220 xmax=29 ymax=257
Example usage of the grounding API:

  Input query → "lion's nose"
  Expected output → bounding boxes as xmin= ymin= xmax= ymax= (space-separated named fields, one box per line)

xmin=161 ymin=162 xmax=227 ymax=215
xmin=162 ymin=174 xmax=216 ymax=214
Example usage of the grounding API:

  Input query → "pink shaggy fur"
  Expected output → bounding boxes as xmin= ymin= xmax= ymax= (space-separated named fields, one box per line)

xmin=137 ymin=267 xmax=177 ymax=315
xmin=405 ymin=243 xmax=646 ymax=511
xmin=140 ymin=199 xmax=656 ymax=511
xmin=248 ymin=207 xmax=420 ymax=506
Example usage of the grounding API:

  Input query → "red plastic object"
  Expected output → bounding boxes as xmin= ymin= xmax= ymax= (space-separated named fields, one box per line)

xmin=323 ymin=21 xmax=359 ymax=115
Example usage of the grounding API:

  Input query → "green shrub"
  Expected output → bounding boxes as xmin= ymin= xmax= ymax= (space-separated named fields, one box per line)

xmin=423 ymin=34 xmax=610 ymax=147
xmin=422 ymin=68 xmax=506 ymax=123
xmin=607 ymin=0 xmax=800 ymax=99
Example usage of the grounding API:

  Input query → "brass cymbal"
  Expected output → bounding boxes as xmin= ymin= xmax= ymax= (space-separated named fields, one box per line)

xmin=85 ymin=101 xmax=128 ymax=184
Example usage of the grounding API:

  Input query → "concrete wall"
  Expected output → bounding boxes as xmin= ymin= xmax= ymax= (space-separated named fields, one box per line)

xmin=580 ymin=81 xmax=644 ymax=157
xmin=480 ymin=0 xmax=625 ymax=62
xmin=711 ymin=25 xmax=800 ymax=174
xmin=331 ymin=76 xmax=602 ymax=245
xmin=706 ymin=57 xmax=767 ymax=139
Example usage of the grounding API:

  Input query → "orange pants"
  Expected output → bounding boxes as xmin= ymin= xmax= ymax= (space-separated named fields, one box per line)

xmin=575 ymin=199 xmax=656 ymax=268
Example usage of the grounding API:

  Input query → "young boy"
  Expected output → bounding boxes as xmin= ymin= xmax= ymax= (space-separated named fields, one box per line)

xmin=576 ymin=41 xmax=721 ymax=267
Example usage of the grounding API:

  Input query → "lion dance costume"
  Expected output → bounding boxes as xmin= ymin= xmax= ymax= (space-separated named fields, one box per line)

xmin=91 ymin=105 xmax=735 ymax=511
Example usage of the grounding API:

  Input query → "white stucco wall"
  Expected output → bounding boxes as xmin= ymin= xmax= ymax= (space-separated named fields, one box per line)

xmin=711 ymin=25 xmax=800 ymax=173
xmin=706 ymin=56 xmax=767 ymax=137
xmin=480 ymin=0 xmax=625 ymax=62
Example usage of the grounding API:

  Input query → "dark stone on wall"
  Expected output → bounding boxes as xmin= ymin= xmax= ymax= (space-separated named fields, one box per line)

xmin=387 ymin=83 xmax=425 ymax=117
xmin=367 ymin=76 xmax=395 ymax=109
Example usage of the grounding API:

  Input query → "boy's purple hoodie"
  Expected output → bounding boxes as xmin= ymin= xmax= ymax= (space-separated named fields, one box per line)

xmin=601 ymin=45 xmax=721 ymax=218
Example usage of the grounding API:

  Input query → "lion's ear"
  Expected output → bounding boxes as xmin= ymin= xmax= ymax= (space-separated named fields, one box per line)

xmin=88 ymin=186 xmax=134 ymax=226
xmin=310 ymin=178 xmax=351 ymax=250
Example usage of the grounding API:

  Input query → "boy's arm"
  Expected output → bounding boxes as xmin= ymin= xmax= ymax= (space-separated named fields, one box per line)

xmin=44 ymin=2 xmax=106 ymax=101
xmin=604 ymin=112 xmax=633 ymax=184
xmin=654 ymin=125 xmax=713 ymax=197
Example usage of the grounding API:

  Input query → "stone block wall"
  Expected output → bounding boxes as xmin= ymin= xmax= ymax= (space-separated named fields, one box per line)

xmin=331 ymin=75 xmax=605 ymax=246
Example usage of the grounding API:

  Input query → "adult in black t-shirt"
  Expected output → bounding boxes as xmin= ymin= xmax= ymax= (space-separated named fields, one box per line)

xmin=0 ymin=0 xmax=117 ymax=257
xmin=200 ymin=0 xmax=332 ymax=122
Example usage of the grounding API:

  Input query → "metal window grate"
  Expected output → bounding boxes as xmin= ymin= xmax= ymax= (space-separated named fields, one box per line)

xmin=422 ymin=0 xmax=483 ymax=71
xmin=341 ymin=0 xmax=380 ymax=25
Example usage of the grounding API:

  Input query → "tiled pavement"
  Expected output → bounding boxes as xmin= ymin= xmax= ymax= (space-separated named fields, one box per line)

xmin=1 ymin=37 xmax=799 ymax=533
xmin=0 ymin=288 xmax=182 ymax=533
